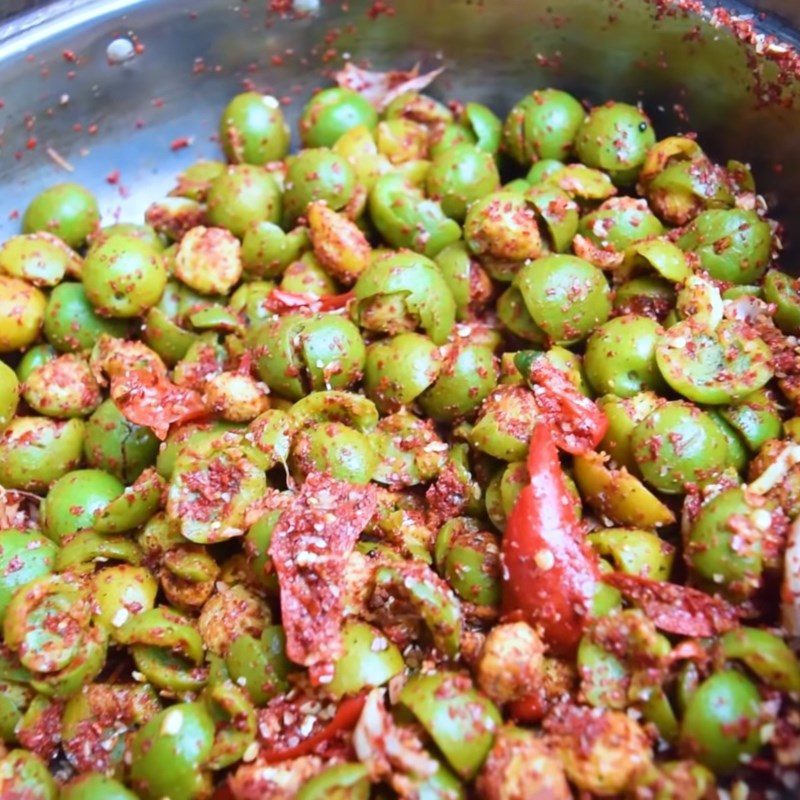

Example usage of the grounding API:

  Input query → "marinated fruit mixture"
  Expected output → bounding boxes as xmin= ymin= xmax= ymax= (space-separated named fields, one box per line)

xmin=1 ymin=71 xmax=800 ymax=799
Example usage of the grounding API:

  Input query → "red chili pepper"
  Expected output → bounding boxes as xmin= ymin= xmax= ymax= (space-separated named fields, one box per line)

xmin=501 ymin=422 xmax=600 ymax=656
xmin=507 ymin=691 xmax=548 ymax=724
xmin=264 ymin=288 xmax=354 ymax=315
xmin=210 ymin=781 xmax=234 ymax=800
xmin=259 ymin=694 xmax=366 ymax=764
xmin=528 ymin=359 xmax=608 ymax=455
xmin=603 ymin=572 xmax=739 ymax=637
xmin=110 ymin=368 xmax=206 ymax=440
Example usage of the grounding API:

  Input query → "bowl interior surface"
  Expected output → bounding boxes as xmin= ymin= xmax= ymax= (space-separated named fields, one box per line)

xmin=0 ymin=0 xmax=799 ymax=256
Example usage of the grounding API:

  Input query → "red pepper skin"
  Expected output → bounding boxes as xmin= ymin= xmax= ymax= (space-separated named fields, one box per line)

xmin=264 ymin=289 xmax=354 ymax=315
xmin=259 ymin=694 xmax=366 ymax=764
xmin=529 ymin=359 xmax=608 ymax=455
xmin=501 ymin=422 xmax=600 ymax=656
xmin=111 ymin=368 xmax=206 ymax=440
xmin=603 ymin=572 xmax=738 ymax=637
xmin=210 ymin=781 xmax=235 ymax=800
xmin=507 ymin=691 xmax=548 ymax=724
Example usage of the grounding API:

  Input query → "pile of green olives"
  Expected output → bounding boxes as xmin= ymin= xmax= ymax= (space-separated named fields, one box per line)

xmin=1 ymin=71 xmax=800 ymax=800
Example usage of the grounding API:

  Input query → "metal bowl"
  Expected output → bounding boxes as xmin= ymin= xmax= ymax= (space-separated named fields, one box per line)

xmin=1 ymin=0 xmax=799 ymax=254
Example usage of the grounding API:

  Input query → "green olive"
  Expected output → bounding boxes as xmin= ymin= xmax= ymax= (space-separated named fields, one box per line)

xmin=43 ymin=282 xmax=130 ymax=352
xmin=399 ymin=671 xmax=500 ymax=779
xmin=503 ymin=88 xmax=585 ymax=163
xmin=526 ymin=158 xmax=565 ymax=185
xmin=707 ymin=410 xmax=749 ymax=474
xmin=369 ymin=173 xmax=461 ymax=257
xmin=574 ymin=451 xmax=674 ymax=529
xmin=469 ymin=385 xmax=538 ymax=461
xmin=206 ymin=165 xmax=282 ymax=239
xmin=514 ymin=254 xmax=611 ymax=344
xmin=290 ymin=421 xmax=377 ymax=485
xmin=385 ymin=90 xmax=452 ymax=125
xmin=426 ymin=144 xmax=500 ymax=222
xmin=279 ymin=251 xmax=339 ymax=296
xmin=0 ymin=529 xmax=57 ymax=626
xmin=352 ymin=250 xmax=456 ymax=344
xmin=16 ymin=342 xmax=56 ymax=382
xmin=763 ymin=268 xmax=800 ymax=334
xmin=0 ymin=749 xmax=58 ymax=800
xmin=373 ymin=410 xmax=446 ymax=487
xmin=0 ymin=416 xmax=85 ymax=492
xmin=418 ymin=342 xmax=498 ymax=422
xmin=721 ymin=626 xmax=800 ymax=693
xmin=719 ymin=389 xmax=781 ymax=453
xmin=646 ymin=157 xmax=734 ymax=227
xmin=679 ymin=670 xmax=762 ymax=776
xmin=22 ymin=353 xmax=101 ymax=418
xmin=435 ymin=517 xmax=501 ymax=606
xmin=524 ymin=185 xmax=579 ymax=253
xmin=656 ymin=318 xmax=772 ymax=404
xmin=130 ymin=702 xmax=215 ymax=800
xmin=633 ymin=760 xmax=717 ymax=800
xmin=327 ymin=620 xmax=404 ymax=698
xmin=82 ymin=234 xmax=167 ymax=318
xmin=90 ymin=222 xmax=166 ymax=254
xmin=219 ymin=92 xmax=290 ymax=164
xmin=300 ymin=87 xmax=378 ymax=148
xmin=0 ymin=232 xmax=81 ymax=287
xmin=685 ymin=487 xmax=768 ymax=599
xmin=496 ymin=285 xmax=546 ymax=344
xmin=435 ymin=241 xmax=490 ymax=320
xmin=92 ymin=564 xmax=158 ymax=632
xmin=587 ymin=527 xmax=674 ymax=581
xmin=61 ymin=773 xmax=139 ymax=800
xmin=376 ymin=118 xmax=428 ymax=163
xmin=0 ymin=360 xmax=20 ymax=429
xmin=0 ymin=275 xmax=46 ymax=353
xmin=429 ymin=122 xmax=476 ymax=160
xmin=575 ymin=102 xmax=656 ymax=185
xmin=464 ymin=190 xmax=543 ymax=264
xmin=613 ymin=275 xmax=675 ymax=320
xmin=631 ymin=401 xmax=728 ymax=493
xmin=42 ymin=468 xmax=124 ymax=543
xmin=167 ymin=432 xmax=267 ymax=544
xmin=298 ymin=314 xmax=366 ymax=391
xmin=254 ymin=313 xmax=365 ymax=400
xmin=84 ymin=398 xmax=160 ymax=482
xmin=677 ymin=209 xmax=772 ymax=284
xmin=22 ymin=183 xmax=99 ymax=249
xmin=363 ymin=332 xmax=442 ymax=413
xmin=241 ymin=222 xmax=309 ymax=279
xmin=226 ymin=625 xmax=291 ymax=705
xmin=283 ymin=148 xmax=357 ymax=225
xmin=578 ymin=197 xmax=664 ymax=251
xmin=584 ymin=315 xmax=666 ymax=398
xmin=620 ymin=238 xmax=692 ymax=284
xmin=297 ymin=763 xmax=370 ymax=800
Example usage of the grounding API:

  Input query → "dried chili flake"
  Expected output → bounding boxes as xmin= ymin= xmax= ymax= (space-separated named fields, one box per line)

xmin=269 ymin=473 xmax=377 ymax=672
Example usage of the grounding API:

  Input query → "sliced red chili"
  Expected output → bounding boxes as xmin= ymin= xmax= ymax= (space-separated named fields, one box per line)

xmin=528 ymin=358 xmax=608 ymax=455
xmin=110 ymin=368 xmax=206 ymax=440
xmin=501 ymin=421 xmax=600 ymax=656
xmin=603 ymin=572 xmax=739 ymax=637
xmin=269 ymin=473 xmax=377 ymax=671
xmin=507 ymin=691 xmax=548 ymax=724
xmin=264 ymin=288 xmax=354 ymax=315
xmin=259 ymin=694 xmax=366 ymax=764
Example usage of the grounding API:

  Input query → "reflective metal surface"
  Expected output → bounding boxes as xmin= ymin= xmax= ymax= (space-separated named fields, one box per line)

xmin=1 ymin=0 xmax=799 ymax=253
